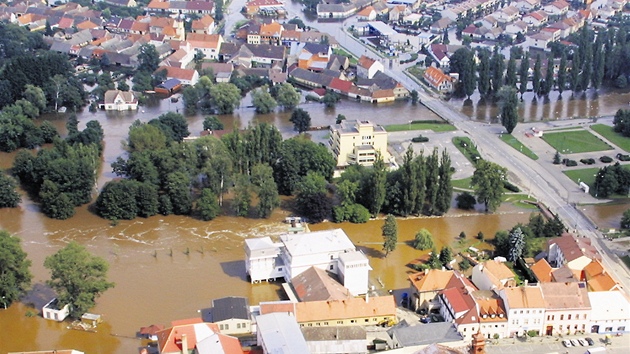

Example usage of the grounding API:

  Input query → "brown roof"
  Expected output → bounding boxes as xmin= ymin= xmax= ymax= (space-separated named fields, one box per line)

xmin=472 ymin=290 xmax=507 ymax=323
xmin=540 ymin=282 xmax=591 ymax=310
xmin=358 ymin=55 xmax=377 ymax=69
xmin=157 ymin=319 xmax=219 ymax=353
xmin=548 ymin=233 xmax=600 ymax=264
xmin=261 ymin=297 xmax=395 ymax=323
xmin=291 ymin=266 xmax=351 ymax=302
xmin=583 ymin=260 xmax=618 ymax=292
xmin=477 ymin=260 xmax=516 ymax=289
xmin=502 ymin=286 xmax=545 ymax=309
xmin=140 ymin=324 xmax=164 ymax=335
xmin=408 ymin=269 xmax=454 ymax=293
xmin=530 ymin=258 xmax=553 ymax=283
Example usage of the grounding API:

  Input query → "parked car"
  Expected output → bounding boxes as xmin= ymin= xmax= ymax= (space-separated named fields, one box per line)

xmin=585 ymin=337 xmax=595 ymax=346
xmin=562 ymin=339 xmax=573 ymax=347
xmin=570 ymin=339 xmax=579 ymax=346
xmin=578 ymin=338 xmax=588 ymax=346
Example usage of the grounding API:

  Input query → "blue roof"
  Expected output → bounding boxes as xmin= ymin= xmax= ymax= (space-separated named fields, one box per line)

xmin=158 ymin=78 xmax=181 ymax=90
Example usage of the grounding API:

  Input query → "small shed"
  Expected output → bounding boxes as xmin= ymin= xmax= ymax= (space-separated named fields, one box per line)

xmin=42 ymin=298 xmax=70 ymax=322
xmin=139 ymin=324 xmax=164 ymax=341
xmin=81 ymin=313 xmax=102 ymax=327
xmin=154 ymin=78 xmax=182 ymax=95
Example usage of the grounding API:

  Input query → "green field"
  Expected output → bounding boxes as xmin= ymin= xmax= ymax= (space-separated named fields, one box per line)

xmin=500 ymin=134 xmax=539 ymax=160
xmin=452 ymin=177 xmax=473 ymax=190
xmin=407 ymin=66 xmax=425 ymax=82
xmin=621 ymin=255 xmax=630 ymax=270
xmin=453 ymin=137 xmax=482 ymax=165
xmin=385 ymin=122 xmax=456 ymax=132
xmin=563 ymin=167 xmax=599 ymax=192
xmin=541 ymin=130 xmax=613 ymax=153
xmin=332 ymin=47 xmax=358 ymax=65
xmin=590 ymin=124 xmax=630 ymax=152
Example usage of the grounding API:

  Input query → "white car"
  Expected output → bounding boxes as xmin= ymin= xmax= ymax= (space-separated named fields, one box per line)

xmin=562 ymin=340 xmax=572 ymax=347
xmin=570 ymin=339 xmax=579 ymax=346
xmin=578 ymin=338 xmax=588 ymax=346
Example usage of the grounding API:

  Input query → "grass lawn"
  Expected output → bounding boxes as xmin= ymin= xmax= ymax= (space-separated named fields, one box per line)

xmin=407 ymin=66 xmax=425 ymax=82
xmin=500 ymin=134 xmax=539 ymax=160
xmin=452 ymin=177 xmax=473 ymax=190
xmin=453 ymin=137 xmax=482 ymax=165
xmin=590 ymin=124 xmax=630 ymax=152
xmin=385 ymin=122 xmax=456 ymax=132
xmin=621 ymin=255 xmax=630 ymax=271
xmin=541 ymin=130 xmax=613 ymax=153
xmin=503 ymin=193 xmax=538 ymax=209
xmin=564 ymin=166 xmax=630 ymax=198
xmin=332 ymin=47 xmax=358 ymax=65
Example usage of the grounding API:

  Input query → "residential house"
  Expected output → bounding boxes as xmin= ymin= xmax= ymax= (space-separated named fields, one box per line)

xmin=471 ymin=259 xmax=516 ymax=291
xmin=540 ymin=282 xmax=591 ymax=335
xmin=505 ymin=21 xmax=529 ymax=36
xmin=547 ymin=233 xmax=600 ymax=271
xmin=316 ymin=3 xmax=357 ymax=20
xmin=200 ymin=62 xmax=233 ymax=82
xmin=281 ymin=30 xmax=301 ymax=46
xmin=581 ymin=259 xmax=620 ymax=292
xmin=139 ymin=324 xmax=165 ymax=341
xmin=498 ymin=286 xmax=546 ymax=337
xmin=146 ymin=0 xmax=215 ymax=15
xmin=42 ymin=298 xmax=70 ymax=322
xmin=514 ymin=0 xmax=540 ymax=13
xmin=161 ymin=47 xmax=194 ymax=68
xmin=530 ymin=258 xmax=553 ymax=283
xmin=357 ymin=6 xmax=377 ymax=21
xmin=260 ymin=295 xmax=397 ymax=327
xmin=246 ymin=23 xmax=261 ymax=44
xmin=438 ymin=272 xmax=479 ymax=341
xmin=8 ymin=351 xmax=83 ymax=354
xmin=186 ymin=33 xmax=223 ymax=60
xmin=525 ymin=32 xmax=555 ymax=50
xmin=495 ymin=6 xmax=520 ymax=24
xmin=301 ymin=326 xmax=367 ymax=354
xmin=423 ymin=66 xmax=454 ymax=93
xmin=196 ymin=332 xmax=243 ymax=354
xmin=523 ymin=10 xmax=548 ymax=27
xmin=289 ymin=67 xmax=336 ymax=88
xmin=542 ymin=0 xmax=569 ymax=16
xmin=292 ymin=42 xmax=331 ymax=71
xmin=256 ymin=313 xmax=310 ymax=354
xmin=430 ymin=18 xmax=453 ymax=34
xmin=259 ymin=21 xmax=283 ymax=45
xmin=244 ymin=236 xmax=284 ymax=283
xmin=472 ymin=290 xmax=509 ymax=339
xmin=104 ymin=0 xmax=137 ymax=6
xmin=408 ymin=269 xmax=455 ymax=311
xmin=329 ymin=119 xmax=389 ymax=171
xmin=462 ymin=25 xmax=490 ymax=40
xmin=191 ymin=15 xmax=215 ymax=34
xmin=479 ymin=15 xmax=499 ymax=29
xmin=101 ymin=90 xmax=138 ymax=111
xmin=228 ymin=43 xmax=286 ymax=69
xmin=428 ymin=44 xmax=451 ymax=68
xmin=389 ymin=5 xmax=409 ymax=22
xmin=245 ymin=0 xmax=285 ymax=16
xmin=357 ymin=55 xmax=384 ymax=79
xmin=156 ymin=66 xmax=200 ymax=86
xmin=156 ymin=318 xmax=220 ymax=354
xmin=388 ymin=322 xmax=465 ymax=349
xmin=587 ymin=291 xmax=630 ymax=334
xmin=290 ymin=266 xmax=352 ymax=302
xmin=211 ymin=297 xmax=251 ymax=335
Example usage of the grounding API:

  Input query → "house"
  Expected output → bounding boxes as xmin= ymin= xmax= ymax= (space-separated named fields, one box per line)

xmin=301 ymin=326 xmax=367 ymax=354
xmin=408 ymin=269 xmax=455 ymax=311
xmin=139 ymin=324 xmax=164 ymax=341
xmin=423 ymin=66 xmax=454 ymax=93
xmin=357 ymin=6 xmax=377 ymax=21
xmin=196 ymin=332 xmax=243 ymax=354
xmin=161 ymin=47 xmax=194 ymax=68
xmin=525 ymin=32 xmax=554 ymax=50
xmin=104 ymin=0 xmax=137 ymax=6
xmin=437 ymin=272 xmax=479 ymax=341
xmin=389 ymin=5 xmax=409 ymax=22
xmin=259 ymin=21 xmax=283 ymax=45
xmin=540 ymin=282 xmax=591 ymax=336
xmin=291 ymin=42 xmax=331 ymax=71
xmin=514 ymin=0 xmax=540 ymax=13
xmin=244 ymin=236 xmax=284 ymax=283
xmin=388 ymin=322 xmax=464 ymax=349
xmin=498 ymin=286 xmax=546 ymax=337
xmin=430 ymin=18 xmax=453 ymax=34
xmin=357 ymin=55 xmax=384 ymax=79
xmin=42 ymin=298 xmax=70 ymax=322
xmin=200 ymin=62 xmax=233 ymax=82
xmin=186 ymin=33 xmax=223 ymax=60
xmin=505 ymin=21 xmax=529 ymax=36
xmin=316 ymin=3 xmax=357 ymax=20
xmin=542 ymin=0 xmax=569 ymax=16
xmin=245 ymin=0 xmax=285 ymax=16
xmin=211 ymin=297 xmax=251 ymax=335
xmin=581 ymin=259 xmax=620 ymax=292
xmin=530 ymin=258 xmax=553 ymax=283
xmin=329 ymin=120 xmax=389 ymax=171
xmin=191 ymin=15 xmax=215 ymax=34
xmin=146 ymin=0 xmax=215 ymax=15
xmin=290 ymin=266 xmax=352 ymax=302
xmin=155 ymin=78 xmax=182 ymax=95
xmin=587 ymin=291 xmax=630 ymax=334
xmin=472 ymin=290 xmax=509 ymax=339
xmin=428 ymin=44 xmax=450 ymax=68
xmin=471 ymin=259 xmax=516 ymax=291
xmin=496 ymin=6 xmax=520 ymax=23
xmin=155 ymin=66 xmax=200 ymax=86
xmin=256 ymin=313 xmax=310 ymax=354
xmin=547 ymin=233 xmax=600 ymax=271
xmin=229 ymin=43 xmax=286 ymax=69
xmin=523 ymin=10 xmax=548 ymax=27
xmin=157 ymin=318 xmax=220 ymax=354
xmin=101 ymin=90 xmax=138 ymax=111
xmin=479 ymin=15 xmax=498 ymax=29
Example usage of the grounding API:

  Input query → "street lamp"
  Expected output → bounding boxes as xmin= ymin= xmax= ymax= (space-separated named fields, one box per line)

xmin=408 ymin=120 xmax=412 ymax=130
xmin=1 ymin=296 xmax=6 ymax=310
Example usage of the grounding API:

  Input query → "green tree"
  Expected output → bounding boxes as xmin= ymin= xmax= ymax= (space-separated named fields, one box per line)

xmin=0 ymin=230 xmax=32 ymax=307
xmin=322 ymin=90 xmax=340 ymax=108
xmin=477 ymin=48 xmax=492 ymax=98
xmin=95 ymin=179 xmax=139 ymax=220
xmin=164 ymin=172 xmax=192 ymax=215
xmin=414 ymin=228 xmax=434 ymax=250
xmin=335 ymin=114 xmax=346 ymax=124
xmin=117 ymin=81 xmax=129 ymax=92
xmin=289 ymin=108 xmax=311 ymax=133
xmin=44 ymin=242 xmax=114 ymax=318
xmin=252 ymin=86 xmax=277 ymax=114
xmin=450 ymin=48 xmax=476 ymax=98
xmin=427 ymin=248 xmax=442 ymax=269
xmin=203 ymin=116 xmax=224 ymax=131
xmin=505 ymin=56 xmax=517 ymax=87
xmin=209 ymin=83 xmax=241 ymax=114
xmin=0 ymin=172 xmax=20 ymax=208
xmin=459 ymin=258 xmax=471 ymax=271
xmin=498 ymin=86 xmax=519 ymax=134
xmin=518 ymin=51 xmax=530 ymax=98
xmin=294 ymin=172 xmax=331 ymax=223
xmin=195 ymin=188 xmax=220 ymax=221
xmin=382 ymin=214 xmax=398 ymax=256
xmin=136 ymin=182 xmax=159 ymax=218
xmin=275 ymin=83 xmax=300 ymax=109
xmin=368 ymin=153 xmax=387 ymax=216
xmin=621 ymin=209 xmax=630 ymax=229
xmin=127 ymin=122 xmax=167 ymax=152
xmin=477 ymin=231 xmax=485 ymax=241
xmin=149 ymin=112 xmax=190 ymax=142
xmin=532 ymin=54 xmax=542 ymax=95
xmin=23 ymin=84 xmax=46 ymax=112
xmin=571 ymin=54 xmax=581 ymax=93
xmin=490 ymin=48 xmax=505 ymax=94
xmin=138 ymin=43 xmax=159 ymax=73
xmin=232 ymin=175 xmax=251 ymax=217
xmin=39 ymin=180 xmax=75 ymax=219
xmin=557 ymin=51 xmax=567 ymax=94
xmin=541 ymin=57 xmax=554 ymax=96
xmin=471 ymin=160 xmax=507 ymax=212
xmin=424 ymin=148 xmax=439 ymax=215
xmin=400 ymin=145 xmax=418 ymax=216
xmin=439 ymin=246 xmax=453 ymax=266
xmin=435 ymin=149 xmax=452 ymax=215
xmin=182 ymin=86 xmax=200 ymax=115
xmin=508 ymin=227 xmax=525 ymax=262
xmin=410 ymin=90 xmax=419 ymax=104
xmin=592 ymin=33 xmax=605 ymax=90
xmin=274 ymin=137 xmax=335 ymax=195
xmin=456 ymin=192 xmax=476 ymax=209
xmin=251 ymin=163 xmax=280 ymax=218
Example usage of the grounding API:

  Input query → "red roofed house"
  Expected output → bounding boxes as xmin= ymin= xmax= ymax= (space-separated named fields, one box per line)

xmin=423 ymin=66 xmax=454 ymax=93
xmin=156 ymin=66 xmax=200 ymax=86
xmin=328 ymin=78 xmax=353 ymax=95
xmin=582 ymin=259 xmax=621 ymax=292
xmin=408 ymin=269 xmax=455 ymax=311
xmin=191 ymin=15 xmax=215 ymax=34
xmin=530 ymin=258 xmax=553 ymax=283
xmin=356 ymin=6 xmax=377 ymax=21
xmin=547 ymin=233 xmax=600 ymax=271
xmin=438 ymin=272 xmax=479 ymax=341
xmin=186 ymin=33 xmax=224 ymax=60
xmin=523 ymin=10 xmax=548 ymax=27
xmin=357 ymin=55 xmax=384 ymax=79
xmin=157 ymin=318 xmax=220 ymax=354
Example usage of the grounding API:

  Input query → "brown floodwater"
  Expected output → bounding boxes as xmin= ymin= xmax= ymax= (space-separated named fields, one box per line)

xmin=0 ymin=94 xmax=626 ymax=353
xmin=451 ymin=88 xmax=630 ymax=122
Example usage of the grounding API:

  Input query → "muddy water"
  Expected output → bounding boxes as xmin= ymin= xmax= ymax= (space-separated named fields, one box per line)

xmin=451 ymin=88 xmax=630 ymax=122
xmin=581 ymin=201 xmax=630 ymax=231
xmin=0 ymin=94 xmax=622 ymax=353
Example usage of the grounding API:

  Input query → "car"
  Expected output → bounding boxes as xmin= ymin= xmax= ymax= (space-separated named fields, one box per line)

xmin=570 ymin=339 xmax=579 ymax=346
xmin=585 ymin=337 xmax=595 ymax=346
xmin=562 ymin=340 xmax=572 ymax=347
xmin=578 ymin=338 xmax=588 ymax=346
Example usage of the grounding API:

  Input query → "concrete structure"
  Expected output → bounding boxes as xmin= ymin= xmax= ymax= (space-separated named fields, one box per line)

xmin=328 ymin=120 xmax=389 ymax=171
xmin=256 ymin=312 xmax=310 ymax=354
xmin=587 ymin=291 xmax=630 ymax=334
xmin=472 ymin=259 xmax=516 ymax=291
xmin=211 ymin=297 xmax=251 ymax=335
xmin=498 ymin=286 xmax=546 ymax=337
xmin=423 ymin=66 xmax=454 ymax=93
xmin=540 ymin=282 xmax=591 ymax=335
xmin=42 ymin=298 xmax=70 ymax=322
xmin=244 ymin=237 xmax=284 ymax=283
xmin=102 ymin=90 xmax=138 ymax=111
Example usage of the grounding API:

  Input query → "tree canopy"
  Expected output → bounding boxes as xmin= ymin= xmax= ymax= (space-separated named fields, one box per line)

xmin=471 ymin=160 xmax=507 ymax=212
xmin=0 ymin=172 xmax=20 ymax=208
xmin=382 ymin=214 xmax=398 ymax=256
xmin=289 ymin=108 xmax=311 ymax=133
xmin=0 ymin=230 xmax=32 ymax=308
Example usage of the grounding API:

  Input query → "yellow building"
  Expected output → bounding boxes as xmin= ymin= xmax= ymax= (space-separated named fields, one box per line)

xmin=329 ymin=120 xmax=389 ymax=174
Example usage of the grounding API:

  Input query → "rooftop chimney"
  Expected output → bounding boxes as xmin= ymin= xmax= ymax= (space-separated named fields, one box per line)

xmin=181 ymin=334 xmax=188 ymax=354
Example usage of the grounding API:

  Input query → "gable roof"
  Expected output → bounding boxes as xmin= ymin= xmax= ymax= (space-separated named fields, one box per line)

xmin=196 ymin=332 xmax=243 ymax=354
xmin=423 ymin=66 xmax=452 ymax=88
xmin=157 ymin=319 xmax=219 ymax=353
xmin=211 ymin=297 xmax=249 ymax=322
xmin=583 ymin=259 xmax=618 ymax=292
xmin=539 ymin=282 xmax=591 ymax=310
xmin=530 ymin=258 xmax=553 ymax=283
xmin=358 ymin=55 xmax=377 ymax=69
xmin=409 ymin=269 xmax=455 ymax=293
xmin=291 ymin=266 xmax=351 ymax=302
xmin=388 ymin=322 xmax=462 ymax=347
xmin=256 ymin=313 xmax=309 ymax=354
xmin=501 ymin=286 xmax=545 ymax=309
xmin=476 ymin=260 xmax=516 ymax=289
xmin=103 ymin=90 xmax=136 ymax=104
xmin=548 ymin=233 xmax=600 ymax=263
xmin=156 ymin=66 xmax=198 ymax=81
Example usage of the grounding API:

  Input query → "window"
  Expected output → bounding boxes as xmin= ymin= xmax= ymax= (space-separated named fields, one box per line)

xmin=307 ymin=323 xmax=312 ymax=327
xmin=225 ymin=324 xmax=229 ymax=330
xmin=618 ymin=326 xmax=625 ymax=331
xmin=219 ymin=324 xmax=224 ymax=330
xmin=278 ymin=267 xmax=282 ymax=271
xmin=324 ymin=322 xmax=328 ymax=325
xmin=560 ymin=315 xmax=564 ymax=321
xmin=568 ymin=314 xmax=571 ymax=320
xmin=365 ymin=319 xmax=369 ymax=322
xmin=350 ymin=320 xmax=356 ymax=323
xmin=330 ymin=265 xmax=334 ymax=270
xmin=337 ymin=321 xmax=343 ymax=324
xmin=237 ymin=323 xmax=241 ymax=329
xmin=605 ymin=327 xmax=613 ymax=332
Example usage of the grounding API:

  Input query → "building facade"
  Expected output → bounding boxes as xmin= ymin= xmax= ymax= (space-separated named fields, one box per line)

xmin=328 ymin=120 xmax=388 ymax=171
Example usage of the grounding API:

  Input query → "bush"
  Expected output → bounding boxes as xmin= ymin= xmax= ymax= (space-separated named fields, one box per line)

xmin=617 ymin=153 xmax=630 ymax=161
xmin=580 ymin=158 xmax=595 ymax=165
xmin=600 ymin=156 xmax=613 ymax=163
xmin=503 ymin=181 xmax=520 ymax=192
xmin=411 ymin=135 xmax=429 ymax=143
xmin=565 ymin=159 xmax=578 ymax=167
xmin=456 ymin=192 xmax=476 ymax=210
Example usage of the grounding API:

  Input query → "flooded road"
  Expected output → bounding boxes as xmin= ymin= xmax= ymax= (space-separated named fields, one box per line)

xmin=0 ymin=93 xmax=628 ymax=353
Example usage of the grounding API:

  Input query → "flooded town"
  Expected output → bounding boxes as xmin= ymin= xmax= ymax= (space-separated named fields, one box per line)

xmin=0 ymin=0 xmax=630 ymax=353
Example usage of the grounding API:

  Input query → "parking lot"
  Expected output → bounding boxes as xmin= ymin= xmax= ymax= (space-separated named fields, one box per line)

xmin=487 ymin=334 xmax=629 ymax=354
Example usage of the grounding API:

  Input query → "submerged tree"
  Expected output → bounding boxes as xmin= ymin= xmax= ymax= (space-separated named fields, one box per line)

xmin=382 ymin=214 xmax=398 ymax=256
xmin=0 ymin=230 xmax=32 ymax=308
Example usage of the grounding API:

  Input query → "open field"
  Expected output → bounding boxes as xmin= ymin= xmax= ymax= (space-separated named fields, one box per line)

xmin=541 ymin=130 xmax=613 ymax=153
xmin=452 ymin=177 xmax=473 ymax=190
xmin=385 ymin=121 xmax=456 ymax=132
xmin=500 ymin=134 xmax=539 ymax=160
xmin=563 ymin=167 xmax=599 ymax=192
xmin=590 ymin=124 xmax=630 ymax=152
xmin=453 ymin=137 xmax=481 ymax=165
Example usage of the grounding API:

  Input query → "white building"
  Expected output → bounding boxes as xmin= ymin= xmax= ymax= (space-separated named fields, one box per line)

xmin=540 ymin=282 xmax=591 ymax=336
xmin=471 ymin=259 xmax=516 ymax=291
xmin=547 ymin=233 xmax=599 ymax=271
xmin=499 ymin=286 xmax=546 ymax=337
xmin=328 ymin=120 xmax=389 ymax=172
xmin=42 ymin=298 xmax=70 ymax=322
xmin=587 ymin=291 xmax=630 ymax=334
xmin=245 ymin=229 xmax=371 ymax=296
xmin=256 ymin=312 xmax=310 ymax=354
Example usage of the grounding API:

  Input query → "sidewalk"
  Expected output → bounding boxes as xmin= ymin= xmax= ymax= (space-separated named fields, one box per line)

xmin=487 ymin=333 xmax=630 ymax=354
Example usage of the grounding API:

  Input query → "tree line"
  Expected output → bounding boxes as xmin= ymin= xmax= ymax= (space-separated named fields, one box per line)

xmin=0 ymin=230 xmax=113 ymax=318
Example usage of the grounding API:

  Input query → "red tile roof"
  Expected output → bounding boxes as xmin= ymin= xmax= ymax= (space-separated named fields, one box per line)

xmin=157 ymin=319 xmax=219 ymax=353
xmin=328 ymin=78 xmax=352 ymax=93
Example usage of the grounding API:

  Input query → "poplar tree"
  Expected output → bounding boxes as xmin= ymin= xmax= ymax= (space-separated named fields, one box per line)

xmin=490 ymin=48 xmax=505 ymax=94
xmin=413 ymin=152 xmax=427 ymax=215
xmin=424 ymin=148 xmax=439 ymax=215
xmin=571 ymin=54 xmax=581 ymax=93
xmin=382 ymin=214 xmax=398 ymax=256
xmin=477 ymin=48 xmax=492 ymax=98
xmin=518 ymin=52 xmax=529 ymax=98
xmin=435 ymin=149 xmax=452 ymax=215
xmin=542 ymin=57 xmax=554 ymax=96
xmin=557 ymin=51 xmax=567 ymax=94
xmin=505 ymin=56 xmax=517 ymax=87
xmin=368 ymin=153 xmax=387 ymax=216
xmin=532 ymin=54 xmax=542 ymax=95
xmin=400 ymin=145 xmax=418 ymax=217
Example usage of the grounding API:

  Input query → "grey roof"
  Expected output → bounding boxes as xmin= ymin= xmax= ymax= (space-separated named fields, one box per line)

xmin=289 ymin=68 xmax=334 ymax=87
xmin=388 ymin=322 xmax=463 ymax=347
xmin=303 ymin=42 xmax=329 ymax=56
xmin=301 ymin=326 xmax=366 ymax=341
xmin=316 ymin=3 xmax=355 ymax=13
xmin=256 ymin=313 xmax=310 ymax=354
xmin=280 ymin=229 xmax=355 ymax=258
xmin=245 ymin=44 xmax=286 ymax=60
xmin=211 ymin=296 xmax=249 ymax=322
xmin=50 ymin=41 xmax=72 ymax=53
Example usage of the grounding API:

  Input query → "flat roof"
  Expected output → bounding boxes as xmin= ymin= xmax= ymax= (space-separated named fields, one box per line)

xmin=256 ymin=313 xmax=309 ymax=354
xmin=280 ymin=229 xmax=355 ymax=257
xmin=367 ymin=21 xmax=397 ymax=37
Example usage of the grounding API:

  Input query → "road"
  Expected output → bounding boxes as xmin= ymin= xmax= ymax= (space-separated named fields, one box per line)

xmin=289 ymin=13 xmax=630 ymax=295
